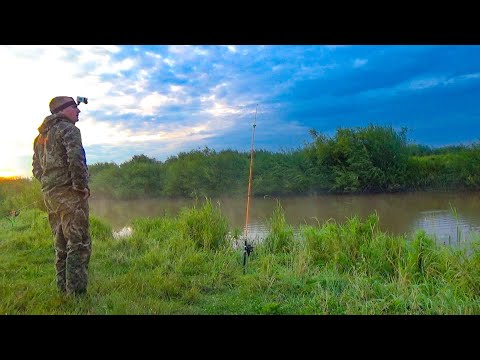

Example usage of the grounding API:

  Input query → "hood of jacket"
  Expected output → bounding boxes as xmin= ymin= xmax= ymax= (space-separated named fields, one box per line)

xmin=38 ymin=113 xmax=70 ymax=135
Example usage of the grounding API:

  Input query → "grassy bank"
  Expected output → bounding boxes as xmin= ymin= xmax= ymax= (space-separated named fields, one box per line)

xmin=1 ymin=200 xmax=480 ymax=314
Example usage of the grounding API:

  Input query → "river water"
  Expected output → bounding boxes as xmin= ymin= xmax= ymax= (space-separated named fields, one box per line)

xmin=90 ymin=191 xmax=480 ymax=245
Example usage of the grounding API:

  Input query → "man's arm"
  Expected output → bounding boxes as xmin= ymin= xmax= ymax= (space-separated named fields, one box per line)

xmin=61 ymin=124 xmax=89 ymax=194
xmin=32 ymin=136 xmax=43 ymax=181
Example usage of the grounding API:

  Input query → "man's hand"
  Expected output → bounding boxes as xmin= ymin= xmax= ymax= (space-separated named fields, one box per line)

xmin=72 ymin=186 xmax=90 ymax=200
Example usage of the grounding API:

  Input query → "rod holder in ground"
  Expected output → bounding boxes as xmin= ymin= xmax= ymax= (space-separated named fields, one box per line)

xmin=242 ymin=241 xmax=254 ymax=274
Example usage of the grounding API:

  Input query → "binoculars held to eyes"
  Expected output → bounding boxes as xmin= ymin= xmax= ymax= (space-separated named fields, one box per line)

xmin=76 ymin=96 xmax=88 ymax=105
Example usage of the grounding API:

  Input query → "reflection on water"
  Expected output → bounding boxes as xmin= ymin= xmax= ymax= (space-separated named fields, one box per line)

xmin=412 ymin=210 xmax=480 ymax=245
xmin=242 ymin=221 xmax=269 ymax=244
xmin=90 ymin=191 xmax=480 ymax=245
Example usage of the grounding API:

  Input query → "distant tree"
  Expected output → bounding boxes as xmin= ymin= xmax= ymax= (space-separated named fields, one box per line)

xmin=122 ymin=154 xmax=158 ymax=165
xmin=407 ymin=143 xmax=432 ymax=156
xmin=88 ymin=162 xmax=118 ymax=177
xmin=307 ymin=125 xmax=409 ymax=192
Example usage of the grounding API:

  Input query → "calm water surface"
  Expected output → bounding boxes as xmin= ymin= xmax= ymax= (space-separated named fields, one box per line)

xmin=90 ymin=192 xmax=480 ymax=245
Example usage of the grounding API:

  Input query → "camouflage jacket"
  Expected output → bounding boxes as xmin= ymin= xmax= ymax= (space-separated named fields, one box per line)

xmin=32 ymin=113 xmax=89 ymax=193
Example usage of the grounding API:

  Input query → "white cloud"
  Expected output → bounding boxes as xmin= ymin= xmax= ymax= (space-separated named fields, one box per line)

xmin=137 ymin=92 xmax=190 ymax=116
xmin=410 ymin=78 xmax=441 ymax=90
xmin=444 ymin=72 xmax=480 ymax=85
xmin=194 ymin=47 xmax=209 ymax=56
xmin=168 ymin=45 xmax=190 ymax=54
xmin=170 ymin=85 xmax=184 ymax=93
xmin=168 ymin=45 xmax=209 ymax=59
xmin=408 ymin=72 xmax=480 ymax=91
xmin=138 ymin=93 xmax=173 ymax=115
xmin=125 ymin=71 xmax=150 ymax=93
xmin=199 ymin=87 xmax=245 ymax=118
xmin=94 ymin=57 xmax=136 ymax=75
xmin=145 ymin=51 xmax=162 ymax=59
xmin=0 ymin=45 xmax=275 ymax=178
xmin=293 ymin=63 xmax=337 ymax=80
xmin=68 ymin=45 xmax=121 ymax=54
xmin=200 ymin=94 xmax=216 ymax=103
xmin=205 ymin=102 xmax=243 ymax=117
xmin=463 ymin=72 xmax=480 ymax=79
xmin=164 ymin=58 xmax=175 ymax=67
xmin=79 ymin=115 xmax=234 ymax=148
xmin=353 ymin=58 xmax=368 ymax=68
xmin=0 ymin=45 xmax=141 ymax=177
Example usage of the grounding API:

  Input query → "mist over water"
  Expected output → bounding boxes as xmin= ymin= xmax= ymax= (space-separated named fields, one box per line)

xmin=90 ymin=191 xmax=480 ymax=245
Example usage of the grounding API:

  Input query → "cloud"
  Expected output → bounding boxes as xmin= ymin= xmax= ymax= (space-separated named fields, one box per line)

xmin=136 ymin=92 xmax=187 ymax=116
xmin=164 ymin=58 xmax=175 ymax=67
xmin=353 ymin=58 xmax=368 ymax=68
xmin=0 ymin=45 xmax=143 ymax=177
xmin=407 ymin=72 xmax=480 ymax=91
xmin=167 ymin=45 xmax=209 ymax=60
xmin=4 ymin=45 xmax=480 ymax=178
xmin=77 ymin=111 xmax=245 ymax=166
xmin=204 ymin=101 xmax=244 ymax=117
xmin=409 ymin=78 xmax=442 ymax=90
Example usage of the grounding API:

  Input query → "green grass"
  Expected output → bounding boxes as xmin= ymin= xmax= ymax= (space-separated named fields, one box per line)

xmin=1 ymin=200 xmax=480 ymax=314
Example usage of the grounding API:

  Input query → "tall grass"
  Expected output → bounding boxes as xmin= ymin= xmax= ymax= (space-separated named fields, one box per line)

xmin=262 ymin=200 xmax=295 ymax=253
xmin=178 ymin=197 xmax=229 ymax=250
xmin=0 ymin=178 xmax=45 ymax=215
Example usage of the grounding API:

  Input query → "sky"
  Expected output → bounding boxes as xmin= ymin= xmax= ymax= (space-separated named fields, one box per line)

xmin=1 ymin=45 xmax=480 ymax=178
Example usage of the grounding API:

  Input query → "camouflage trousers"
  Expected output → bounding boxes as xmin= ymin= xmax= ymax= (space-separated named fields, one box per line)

xmin=44 ymin=186 xmax=91 ymax=295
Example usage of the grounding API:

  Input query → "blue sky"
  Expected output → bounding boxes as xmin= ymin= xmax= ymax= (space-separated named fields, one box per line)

xmin=1 ymin=45 xmax=480 ymax=178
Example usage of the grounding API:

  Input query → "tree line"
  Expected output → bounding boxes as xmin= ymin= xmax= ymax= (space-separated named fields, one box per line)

xmin=85 ymin=125 xmax=480 ymax=199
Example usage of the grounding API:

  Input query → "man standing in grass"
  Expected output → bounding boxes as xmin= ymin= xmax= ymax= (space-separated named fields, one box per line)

xmin=32 ymin=96 xmax=91 ymax=296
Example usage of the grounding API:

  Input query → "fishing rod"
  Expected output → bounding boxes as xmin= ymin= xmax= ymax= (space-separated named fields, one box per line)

xmin=1 ymin=200 xmax=41 ymax=227
xmin=243 ymin=104 xmax=257 ymax=274
xmin=1 ymin=200 xmax=41 ymax=218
